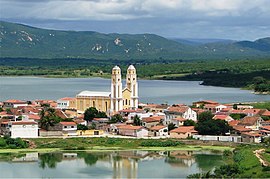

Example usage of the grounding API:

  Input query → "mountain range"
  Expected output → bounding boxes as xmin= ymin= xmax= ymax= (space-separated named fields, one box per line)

xmin=0 ymin=21 xmax=269 ymax=61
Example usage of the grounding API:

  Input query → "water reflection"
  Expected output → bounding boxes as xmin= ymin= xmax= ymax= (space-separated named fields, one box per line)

xmin=0 ymin=150 xmax=225 ymax=178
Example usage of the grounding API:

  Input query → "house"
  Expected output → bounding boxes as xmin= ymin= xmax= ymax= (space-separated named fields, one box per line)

xmin=204 ymin=104 xmax=219 ymax=113
xmin=241 ymin=132 xmax=262 ymax=143
xmin=142 ymin=116 xmax=163 ymax=129
xmin=92 ymin=118 xmax=110 ymax=130
xmin=164 ymin=106 xmax=197 ymax=125
xmin=237 ymin=105 xmax=253 ymax=110
xmin=215 ymin=105 xmax=229 ymax=113
xmin=192 ymin=100 xmax=219 ymax=108
xmin=259 ymin=126 xmax=270 ymax=136
xmin=143 ymin=104 xmax=169 ymax=113
xmin=171 ymin=117 xmax=187 ymax=127
xmin=3 ymin=100 xmax=28 ymax=108
xmin=149 ymin=125 xmax=168 ymax=137
xmin=77 ymin=129 xmax=104 ymax=136
xmin=238 ymin=116 xmax=263 ymax=130
xmin=10 ymin=121 xmax=38 ymax=138
xmin=56 ymin=97 xmax=76 ymax=109
xmin=117 ymin=125 xmax=148 ymax=137
xmin=213 ymin=115 xmax=234 ymax=122
xmin=60 ymin=122 xmax=77 ymax=136
xmin=243 ymin=109 xmax=262 ymax=116
xmin=170 ymin=126 xmax=198 ymax=139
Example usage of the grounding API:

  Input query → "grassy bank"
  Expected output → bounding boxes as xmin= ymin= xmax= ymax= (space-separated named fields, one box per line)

xmin=0 ymin=138 xmax=233 ymax=153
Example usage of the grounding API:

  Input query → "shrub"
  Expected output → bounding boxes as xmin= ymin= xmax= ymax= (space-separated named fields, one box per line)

xmin=140 ymin=140 xmax=181 ymax=147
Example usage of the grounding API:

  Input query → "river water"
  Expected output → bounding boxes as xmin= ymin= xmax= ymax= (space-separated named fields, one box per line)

xmin=0 ymin=150 xmax=225 ymax=178
xmin=0 ymin=77 xmax=269 ymax=104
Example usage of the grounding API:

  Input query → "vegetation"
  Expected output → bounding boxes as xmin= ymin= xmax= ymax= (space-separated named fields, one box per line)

xmin=84 ymin=107 xmax=107 ymax=122
xmin=133 ymin=115 xmax=142 ymax=126
xmin=252 ymin=101 xmax=270 ymax=110
xmin=0 ymin=136 xmax=28 ymax=149
xmin=1 ymin=21 xmax=269 ymax=60
xmin=39 ymin=107 xmax=62 ymax=130
xmin=183 ymin=119 xmax=196 ymax=126
xmin=188 ymin=145 xmax=270 ymax=178
xmin=109 ymin=114 xmax=124 ymax=123
xmin=195 ymin=112 xmax=232 ymax=135
xmin=139 ymin=140 xmax=182 ymax=147
xmin=77 ymin=124 xmax=88 ymax=130
xmin=168 ymin=123 xmax=177 ymax=131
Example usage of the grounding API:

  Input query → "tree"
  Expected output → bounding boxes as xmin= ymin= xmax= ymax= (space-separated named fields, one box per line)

xmin=110 ymin=114 xmax=124 ymax=123
xmin=133 ymin=115 xmax=142 ymax=126
xmin=183 ymin=119 xmax=196 ymax=126
xmin=195 ymin=118 xmax=232 ymax=135
xmin=84 ymin=107 xmax=107 ymax=122
xmin=168 ymin=123 xmax=177 ymax=131
xmin=198 ymin=111 xmax=213 ymax=122
xmin=77 ymin=124 xmax=88 ymax=130
xmin=39 ymin=107 xmax=61 ymax=130
xmin=84 ymin=107 xmax=98 ymax=121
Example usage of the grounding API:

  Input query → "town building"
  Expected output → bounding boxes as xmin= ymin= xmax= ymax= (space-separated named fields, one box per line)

xmin=76 ymin=65 xmax=138 ymax=114
xmin=10 ymin=121 xmax=38 ymax=138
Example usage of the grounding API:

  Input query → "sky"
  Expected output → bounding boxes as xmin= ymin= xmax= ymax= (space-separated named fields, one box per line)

xmin=0 ymin=0 xmax=269 ymax=40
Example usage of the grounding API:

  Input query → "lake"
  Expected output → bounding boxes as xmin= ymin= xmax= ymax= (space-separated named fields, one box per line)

xmin=0 ymin=77 xmax=269 ymax=104
xmin=0 ymin=150 xmax=225 ymax=178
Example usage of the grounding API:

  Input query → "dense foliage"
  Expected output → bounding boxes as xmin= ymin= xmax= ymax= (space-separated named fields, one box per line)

xmin=140 ymin=140 xmax=181 ymax=147
xmin=84 ymin=107 xmax=107 ymax=122
xmin=0 ymin=136 xmax=28 ymax=149
xmin=195 ymin=112 xmax=232 ymax=135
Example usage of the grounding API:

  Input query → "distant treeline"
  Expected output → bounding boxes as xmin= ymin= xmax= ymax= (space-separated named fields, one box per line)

xmin=0 ymin=58 xmax=270 ymax=91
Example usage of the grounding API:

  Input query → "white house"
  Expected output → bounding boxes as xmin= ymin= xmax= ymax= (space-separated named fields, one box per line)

xmin=60 ymin=122 xmax=77 ymax=136
xmin=149 ymin=125 xmax=168 ymax=137
xmin=10 ymin=121 xmax=38 ymax=138
xmin=215 ymin=105 xmax=228 ymax=113
xmin=57 ymin=97 xmax=76 ymax=109
xmin=164 ymin=106 xmax=197 ymax=125
xmin=117 ymin=125 xmax=148 ymax=138
xmin=3 ymin=100 xmax=28 ymax=108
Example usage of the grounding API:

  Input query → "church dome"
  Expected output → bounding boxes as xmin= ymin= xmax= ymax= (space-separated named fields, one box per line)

xmin=127 ymin=65 xmax=135 ymax=70
xmin=112 ymin=65 xmax=120 ymax=70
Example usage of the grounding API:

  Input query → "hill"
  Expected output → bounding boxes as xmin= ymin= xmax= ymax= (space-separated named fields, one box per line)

xmin=0 ymin=21 xmax=270 ymax=61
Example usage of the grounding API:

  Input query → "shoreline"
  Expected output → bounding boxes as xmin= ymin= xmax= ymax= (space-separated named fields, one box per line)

xmin=0 ymin=145 xmax=233 ymax=154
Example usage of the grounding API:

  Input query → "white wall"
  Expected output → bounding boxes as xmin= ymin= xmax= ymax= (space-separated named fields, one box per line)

xmin=11 ymin=124 xmax=38 ymax=138
xmin=193 ymin=135 xmax=241 ymax=142
xmin=137 ymin=128 xmax=148 ymax=138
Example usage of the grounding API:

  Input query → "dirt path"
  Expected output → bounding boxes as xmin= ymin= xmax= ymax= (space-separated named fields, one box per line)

xmin=254 ymin=149 xmax=269 ymax=167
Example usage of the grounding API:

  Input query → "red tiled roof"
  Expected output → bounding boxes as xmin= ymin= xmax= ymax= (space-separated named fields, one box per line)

xmin=230 ymin=109 xmax=245 ymax=114
xmin=261 ymin=126 xmax=270 ymax=131
xmin=170 ymin=126 xmax=197 ymax=133
xmin=243 ymin=109 xmax=261 ymax=114
xmin=117 ymin=125 xmax=143 ymax=130
xmin=172 ymin=117 xmax=186 ymax=122
xmin=59 ymin=97 xmax=76 ymax=101
xmin=28 ymin=114 xmax=41 ymax=120
xmin=142 ymin=116 xmax=163 ymax=123
xmin=229 ymin=120 xmax=240 ymax=126
xmin=194 ymin=100 xmax=219 ymax=104
xmin=149 ymin=125 xmax=167 ymax=131
xmin=60 ymin=122 xmax=76 ymax=126
xmin=12 ymin=121 xmax=37 ymax=125
xmin=167 ymin=106 xmax=189 ymax=113
xmin=204 ymin=104 xmax=218 ymax=108
xmin=213 ymin=115 xmax=228 ymax=120
xmin=233 ymin=125 xmax=252 ymax=132
xmin=262 ymin=110 xmax=270 ymax=117
xmin=239 ymin=116 xmax=262 ymax=126
xmin=242 ymin=132 xmax=262 ymax=137
xmin=4 ymin=99 xmax=26 ymax=103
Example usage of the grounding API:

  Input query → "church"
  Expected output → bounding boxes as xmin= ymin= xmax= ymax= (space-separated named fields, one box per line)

xmin=76 ymin=65 xmax=139 ymax=114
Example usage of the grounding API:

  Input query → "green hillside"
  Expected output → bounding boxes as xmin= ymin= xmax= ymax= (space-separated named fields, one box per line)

xmin=0 ymin=21 xmax=270 ymax=61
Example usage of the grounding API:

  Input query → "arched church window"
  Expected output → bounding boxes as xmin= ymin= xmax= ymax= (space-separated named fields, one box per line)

xmin=126 ymin=99 xmax=128 ymax=105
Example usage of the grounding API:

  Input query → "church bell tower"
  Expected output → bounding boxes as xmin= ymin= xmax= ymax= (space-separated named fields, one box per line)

xmin=126 ymin=65 xmax=138 ymax=109
xmin=111 ymin=66 xmax=123 ymax=112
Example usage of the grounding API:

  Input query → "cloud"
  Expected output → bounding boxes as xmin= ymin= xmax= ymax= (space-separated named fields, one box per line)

xmin=0 ymin=0 xmax=269 ymax=40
